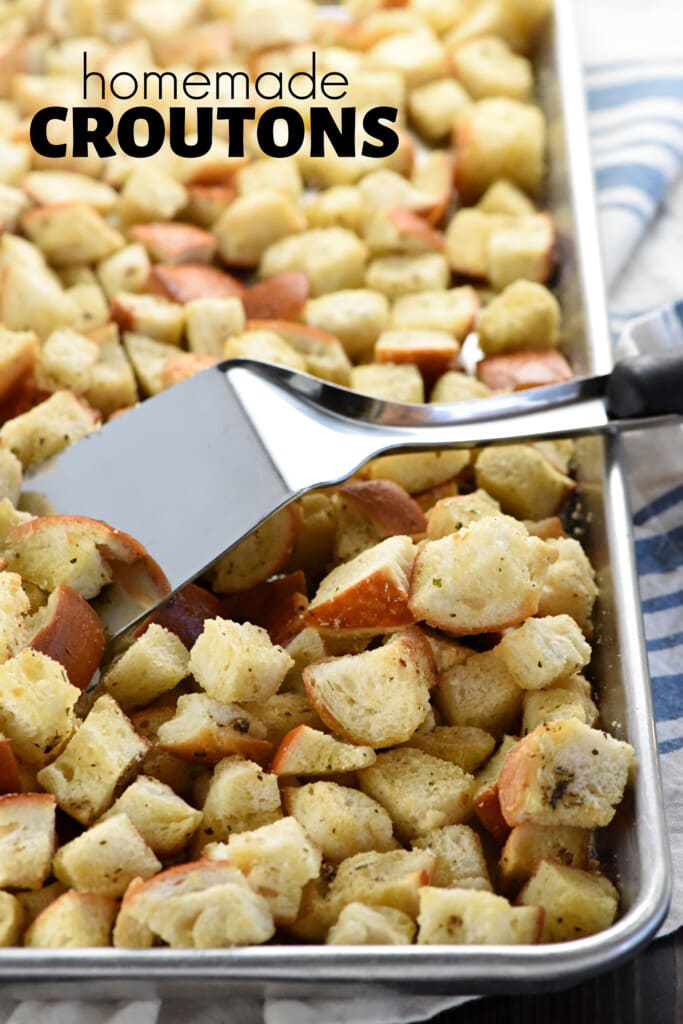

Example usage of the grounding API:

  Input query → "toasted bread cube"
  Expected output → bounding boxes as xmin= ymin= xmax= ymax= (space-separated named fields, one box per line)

xmin=283 ymin=781 xmax=395 ymax=863
xmin=391 ymin=286 xmax=478 ymax=341
xmin=24 ymin=890 xmax=116 ymax=948
xmin=193 ymin=756 xmax=281 ymax=853
xmin=471 ymin=734 xmax=518 ymax=841
xmin=221 ymin=816 xmax=321 ymax=925
xmin=232 ymin=0 xmax=317 ymax=50
xmin=492 ymin=615 xmax=591 ymax=691
xmin=304 ymin=288 xmax=389 ymax=360
xmin=453 ymin=37 xmax=533 ymax=101
xmin=366 ymin=450 xmax=470 ymax=494
xmin=405 ymin=725 xmax=496 ymax=773
xmin=0 ymin=260 xmax=81 ymax=340
xmin=118 ymin=166 xmax=187 ymax=225
xmin=366 ymin=252 xmax=450 ymax=299
xmin=246 ymin=319 xmax=352 ymax=386
xmin=305 ymin=185 xmax=365 ymax=232
xmin=522 ymin=689 xmax=598 ymax=735
xmin=478 ymin=179 xmax=536 ymax=216
xmin=241 ymin=272 xmax=308 ymax=322
xmin=488 ymin=214 xmax=554 ymax=290
xmin=53 ymin=814 xmax=161 ymax=898
xmin=499 ymin=823 xmax=591 ymax=895
xmin=185 ymin=296 xmax=245 ymax=357
xmin=350 ymin=362 xmax=424 ymax=403
xmin=271 ymin=725 xmax=376 ymax=776
xmin=189 ymin=618 xmax=293 ymax=705
xmin=327 ymin=902 xmax=415 ymax=945
xmin=333 ymin=479 xmax=426 ymax=562
xmin=123 ymin=332 xmax=182 ymax=396
xmin=21 ymin=203 xmax=124 ymax=266
xmin=208 ymin=503 xmax=302 ymax=595
xmin=375 ymin=329 xmax=459 ymax=380
xmin=304 ymin=631 xmax=433 ymax=748
xmin=0 ymin=184 xmax=30 ymax=234
xmin=435 ymin=650 xmax=522 ymax=740
xmin=364 ymin=207 xmax=444 ymax=257
xmin=38 ymin=327 xmax=99 ymax=396
xmin=478 ymin=280 xmax=560 ymax=355
xmin=498 ymin=719 xmax=635 ymax=829
xmin=359 ymin=747 xmax=473 ymax=841
xmin=96 ymin=243 xmax=151 ymax=300
xmin=98 ymin=776 xmax=202 ymax=858
xmin=518 ymin=861 xmax=618 ymax=942
xmin=444 ymin=208 xmax=508 ymax=279
xmin=0 ymin=649 xmax=79 ymax=766
xmin=150 ymin=263 xmax=243 ymax=305
xmin=236 ymin=157 xmax=303 ymax=201
xmin=260 ymin=228 xmax=368 ymax=297
xmin=426 ymin=490 xmax=500 ymax=538
xmin=214 ymin=190 xmax=306 ymax=268
xmin=84 ymin=335 xmax=138 ymax=416
xmin=0 ymin=570 xmax=29 ymax=663
xmin=539 ymin=537 xmax=598 ymax=634
xmin=156 ymin=693 xmax=272 ymax=765
xmin=455 ymin=98 xmax=546 ymax=202
xmin=0 ymin=794 xmax=56 ymax=890
xmin=366 ymin=29 xmax=447 ymax=88
xmin=358 ymin=169 xmax=436 ymax=218
xmin=409 ymin=515 xmax=557 ymax=635
xmin=242 ymin=693 xmax=322 ymax=746
xmin=0 ymin=390 xmax=98 ymax=469
xmin=0 ymin=326 xmax=39 ymax=404
xmin=129 ymin=222 xmax=216 ymax=265
xmin=408 ymin=77 xmax=471 ymax=143
xmin=418 ymin=887 xmax=542 ymax=944
xmin=477 ymin=349 xmax=572 ymax=391
xmin=306 ymin=534 xmax=416 ymax=635
xmin=281 ymin=627 xmax=327 ymax=695
xmin=117 ymin=859 xmax=275 ymax=948
xmin=0 ymin=891 xmax=24 ymax=945
xmin=37 ymin=694 xmax=148 ymax=825
xmin=329 ymin=848 xmax=435 ymax=919
xmin=111 ymin=292 xmax=185 ymax=347
xmin=16 ymin=880 xmax=66 ymax=931
xmin=412 ymin=824 xmax=492 ymax=890
xmin=102 ymin=625 xmax=190 ymax=711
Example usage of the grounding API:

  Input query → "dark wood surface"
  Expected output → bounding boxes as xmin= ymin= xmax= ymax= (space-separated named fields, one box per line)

xmin=428 ymin=931 xmax=682 ymax=1023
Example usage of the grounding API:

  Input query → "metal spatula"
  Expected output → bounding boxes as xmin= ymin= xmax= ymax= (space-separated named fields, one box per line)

xmin=25 ymin=351 xmax=683 ymax=636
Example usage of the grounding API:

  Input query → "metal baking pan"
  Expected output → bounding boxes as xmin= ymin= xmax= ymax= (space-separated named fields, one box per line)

xmin=0 ymin=0 xmax=671 ymax=999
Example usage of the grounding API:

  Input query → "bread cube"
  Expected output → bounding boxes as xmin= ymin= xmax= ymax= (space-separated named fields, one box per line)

xmin=0 ymin=183 xmax=29 ymax=234
xmin=21 ymin=203 xmax=124 ymax=266
xmin=246 ymin=319 xmax=352 ymax=386
xmin=260 ymin=228 xmax=368 ymax=296
xmin=405 ymin=725 xmax=496 ymax=773
xmin=409 ymin=515 xmax=557 ymax=635
xmin=350 ymin=362 xmax=424 ymax=403
xmin=0 ymin=794 xmax=56 ymax=890
xmin=189 ymin=618 xmax=293 ymax=705
xmin=0 ymin=649 xmax=79 ymax=766
xmin=149 ymin=263 xmax=243 ymax=305
xmin=129 ymin=222 xmax=216 ymax=265
xmin=0 ymin=570 xmax=29 ymax=664
xmin=102 ymin=624 xmax=190 ymax=711
xmin=488 ymin=213 xmax=554 ymax=290
xmin=375 ymin=329 xmax=459 ymax=380
xmin=208 ymin=503 xmax=302 ymax=594
xmin=118 ymin=166 xmax=187 ymax=225
xmin=215 ymin=190 xmax=306 ymax=268
xmin=0 ymin=389 xmax=98 ymax=469
xmin=327 ymin=902 xmax=415 ymax=945
xmin=242 ymin=271 xmax=309 ymax=321
xmin=412 ymin=823 xmax=492 ymax=890
xmin=111 ymin=293 xmax=185 ymax=347
xmin=185 ymin=296 xmax=245 ymax=357
xmin=305 ymin=185 xmax=365 ymax=233
xmin=364 ymin=207 xmax=444 ymax=256
xmin=97 ymin=243 xmax=151 ymax=301
xmin=477 ymin=349 xmax=573 ymax=391
xmin=28 ymin=578 xmax=105 ymax=695
xmin=54 ymin=814 xmax=161 ymax=898
xmin=358 ymin=169 xmax=436 ymax=218
xmin=454 ymin=98 xmax=546 ymax=202
xmin=99 ymin=776 xmax=202 ymax=857
xmin=283 ymin=781 xmax=395 ymax=863
xmin=418 ymin=887 xmax=542 ymax=944
xmin=522 ymin=688 xmax=598 ymax=735
xmin=272 ymin=724 xmax=376 ymax=776
xmin=492 ymin=615 xmax=591 ymax=691
xmin=366 ymin=450 xmax=470 ymax=494
xmin=435 ymin=650 xmax=522 ymax=739
xmin=0 ymin=326 xmax=39 ymax=404
xmin=232 ymin=0 xmax=317 ymax=51
xmin=192 ymin=755 xmax=281 ymax=853
xmin=16 ymin=880 xmax=66 ymax=931
xmin=444 ymin=208 xmax=508 ymax=279
xmin=391 ymin=286 xmax=478 ymax=341
xmin=0 ymin=891 xmax=24 ymax=946
xmin=366 ymin=252 xmax=450 ymax=298
xmin=539 ymin=537 xmax=598 ymax=634
xmin=498 ymin=719 xmax=635 ymax=829
xmin=0 ymin=264 xmax=80 ymax=341
xmin=328 ymin=848 xmax=436 ymax=919
xmin=477 ymin=179 xmax=536 ymax=216
xmin=472 ymin=734 xmax=519 ymax=842
xmin=236 ymin=157 xmax=303 ymax=201
xmin=157 ymin=693 xmax=272 ymax=765
xmin=25 ymin=891 xmax=117 ymax=948
xmin=425 ymin=490 xmax=500 ymax=538
xmin=116 ymin=860 xmax=275 ymax=948
xmin=408 ymin=78 xmax=472 ymax=143
xmin=518 ymin=861 xmax=618 ymax=942
xmin=304 ymin=631 xmax=433 ymax=747
xmin=498 ymin=823 xmax=591 ymax=895
xmin=37 ymin=694 xmax=148 ymax=825
xmin=37 ymin=327 xmax=98 ymax=396
xmin=365 ymin=29 xmax=447 ymax=88
xmin=478 ymin=280 xmax=560 ymax=355
xmin=452 ymin=37 xmax=533 ymax=101
xmin=241 ymin=692 xmax=321 ymax=746
xmin=359 ymin=747 xmax=474 ymax=841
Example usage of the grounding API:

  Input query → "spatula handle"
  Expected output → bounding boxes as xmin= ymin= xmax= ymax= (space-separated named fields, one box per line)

xmin=607 ymin=352 xmax=683 ymax=419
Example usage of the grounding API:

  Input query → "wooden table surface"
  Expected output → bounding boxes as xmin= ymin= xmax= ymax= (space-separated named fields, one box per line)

xmin=429 ymin=930 xmax=682 ymax=1024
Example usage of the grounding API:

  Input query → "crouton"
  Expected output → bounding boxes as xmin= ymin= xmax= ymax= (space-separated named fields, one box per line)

xmin=492 ymin=615 xmax=591 ymax=691
xmin=498 ymin=719 xmax=635 ymax=828
xmin=350 ymin=362 xmax=425 ymax=403
xmin=477 ymin=350 xmax=573 ymax=391
xmin=99 ymin=776 xmax=202 ymax=858
xmin=20 ymin=202 xmax=124 ymax=266
xmin=418 ymin=887 xmax=543 ymax=944
xmin=0 ymin=891 xmax=24 ymax=946
xmin=37 ymin=694 xmax=148 ymax=825
xmin=24 ymin=891 xmax=117 ymax=948
xmin=111 ymin=293 xmax=185 ymax=346
xmin=189 ymin=618 xmax=293 ymax=704
xmin=156 ymin=693 xmax=272 ymax=765
xmin=454 ymin=98 xmax=546 ymax=202
xmin=375 ymin=328 xmax=459 ymax=381
xmin=0 ymin=793 xmax=56 ymax=890
xmin=148 ymin=264 xmax=243 ymax=306
xmin=304 ymin=289 xmax=389 ymax=361
xmin=192 ymin=756 xmax=281 ymax=852
xmin=366 ymin=252 xmax=450 ymax=299
xmin=359 ymin=747 xmax=474 ymax=841
xmin=118 ymin=166 xmax=187 ymax=225
xmin=260 ymin=228 xmax=368 ymax=297
xmin=0 ymin=648 xmax=79 ymax=766
xmin=328 ymin=848 xmax=435 ymax=920
xmin=0 ymin=263 xmax=81 ymax=341
xmin=0 ymin=736 xmax=21 ymax=795
xmin=246 ymin=319 xmax=352 ymax=386
xmin=487 ymin=213 xmax=554 ymax=290
xmin=412 ymin=824 xmax=492 ymax=890
xmin=475 ymin=446 xmax=574 ymax=521
xmin=477 ymin=179 xmax=536 ymax=216
xmin=242 ymin=271 xmax=310 ymax=321
xmin=333 ymin=479 xmax=427 ymax=561
xmin=238 ymin=693 xmax=319 ymax=747
xmin=472 ymin=734 xmax=519 ymax=842
xmin=102 ymin=624 xmax=190 ymax=710
xmin=53 ymin=814 xmax=161 ymax=898
xmin=425 ymin=490 xmax=500 ymax=538
xmin=366 ymin=450 xmax=471 ymax=495
xmin=129 ymin=222 xmax=216 ymax=265
xmin=143 ymin=583 xmax=222 ymax=650
xmin=478 ymin=280 xmax=561 ymax=355
xmin=538 ymin=537 xmax=598 ymax=634
xmin=327 ymin=902 xmax=415 ymax=945
xmin=185 ymin=296 xmax=246 ymax=357
xmin=404 ymin=725 xmax=496 ymax=773
xmin=0 ymin=326 xmax=39 ymax=404
xmin=304 ymin=631 xmax=433 ymax=747
xmin=498 ymin=823 xmax=591 ymax=895
xmin=28 ymin=581 xmax=104 ymax=691
xmin=0 ymin=570 xmax=29 ymax=664
xmin=452 ymin=36 xmax=533 ymax=101
xmin=391 ymin=287 xmax=479 ymax=341
xmin=305 ymin=185 xmax=365 ymax=232
xmin=214 ymin=190 xmax=306 ymax=268
xmin=0 ymin=389 xmax=98 ymax=469
xmin=444 ymin=208 xmax=508 ymax=279
xmin=96 ymin=243 xmax=151 ymax=301
xmin=223 ymin=328 xmax=308 ymax=373
xmin=408 ymin=77 xmax=472 ymax=143
xmin=409 ymin=515 xmax=557 ymax=635
xmin=518 ymin=860 xmax=618 ymax=942
xmin=271 ymin=725 xmax=377 ymax=776
xmin=208 ymin=503 xmax=302 ymax=594
xmin=365 ymin=28 xmax=447 ymax=87
xmin=283 ymin=781 xmax=395 ymax=863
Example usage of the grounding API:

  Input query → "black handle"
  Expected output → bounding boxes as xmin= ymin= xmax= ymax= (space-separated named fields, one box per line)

xmin=607 ymin=352 xmax=683 ymax=419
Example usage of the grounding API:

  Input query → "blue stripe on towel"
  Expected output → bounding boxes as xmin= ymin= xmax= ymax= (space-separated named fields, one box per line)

xmin=635 ymin=526 xmax=683 ymax=574
xmin=591 ymin=115 xmax=683 ymax=138
xmin=595 ymin=163 xmax=668 ymax=199
xmin=648 ymin=631 xmax=683 ymax=653
xmin=659 ymin=735 xmax=683 ymax=755
xmin=598 ymin=199 xmax=650 ymax=221
xmin=588 ymin=78 xmax=683 ymax=110
xmin=650 ymin=674 xmax=683 ymax=721
xmin=633 ymin=484 xmax=683 ymax=526
xmin=642 ymin=588 xmax=683 ymax=614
